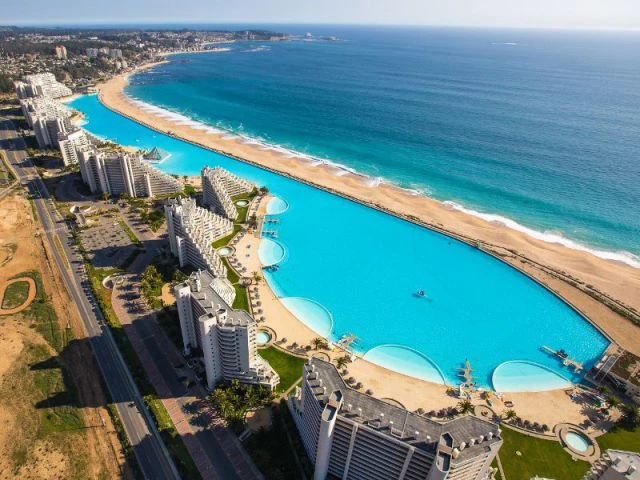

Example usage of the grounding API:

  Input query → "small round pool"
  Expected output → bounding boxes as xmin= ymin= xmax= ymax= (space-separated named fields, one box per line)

xmin=565 ymin=431 xmax=590 ymax=453
xmin=259 ymin=238 xmax=286 ymax=266
xmin=236 ymin=200 xmax=249 ymax=207
xmin=266 ymin=197 xmax=289 ymax=214
xmin=256 ymin=330 xmax=272 ymax=346
xmin=217 ymin=246 xmax=233 ymax=257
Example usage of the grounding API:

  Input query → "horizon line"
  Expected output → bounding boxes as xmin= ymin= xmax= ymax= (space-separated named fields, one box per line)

xmin=3 ymin=21 xmax=640 ymax=33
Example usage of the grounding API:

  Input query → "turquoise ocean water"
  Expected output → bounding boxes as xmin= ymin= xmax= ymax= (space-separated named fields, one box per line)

xmin=126 ymin=26 xmax=640 ymax=266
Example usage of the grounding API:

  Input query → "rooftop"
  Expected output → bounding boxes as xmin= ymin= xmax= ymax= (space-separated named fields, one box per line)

xmin=182 ymin=270 xmax=254 ymax=328
xmin=306 ymin=357 xmax=501 ymax=462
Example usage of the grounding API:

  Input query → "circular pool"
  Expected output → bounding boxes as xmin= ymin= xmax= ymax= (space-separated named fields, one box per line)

xmin=217 ymin=246 xmax=233 ymax=257
xmin=236 ymin=199 xmax=249 ymax=207
xmin=256 ymin=330 xmax=272 ymax=346
xmin=492 ymin=360 xmax=573 ymax=392
xmin=565 ymin=431 xmax=591 ymax=453
xmin=280 ymin=297 xmax=334 ymax=337
xmin=259 ymin=238 xmax=286 ymax=266
xmin=266 ymin=197 xmax=289 ymax=214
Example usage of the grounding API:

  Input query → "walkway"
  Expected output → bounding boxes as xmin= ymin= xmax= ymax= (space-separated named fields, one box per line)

xmin=110 ymin=274 xmax=263 ymax=479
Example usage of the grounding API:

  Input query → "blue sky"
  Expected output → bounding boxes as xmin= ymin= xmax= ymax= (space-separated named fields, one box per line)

xmin=4 ymin=0 xmax=640 ymax=29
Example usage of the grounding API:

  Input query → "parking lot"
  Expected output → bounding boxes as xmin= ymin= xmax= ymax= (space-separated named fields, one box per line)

xmin=79 ymin=218 xmax=138 ymax=268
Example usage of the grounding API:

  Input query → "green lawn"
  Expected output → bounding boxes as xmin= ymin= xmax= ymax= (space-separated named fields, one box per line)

xmin=258 ymin=347 xmax=306 ymax=393
xmin=220 ymin=258 xmax=250 ymax=312
xmin=597 ymin=425 xmax=640 ymax=453
xmin=2 ymin=280 xmax=30 ymax=309
xmin=232 ymin=189 xmax=258 ymax=224
xmin=212 ymin=224 xmax=242 ymax=249
xmin=498 ymin=427 xmax=590 ymax=480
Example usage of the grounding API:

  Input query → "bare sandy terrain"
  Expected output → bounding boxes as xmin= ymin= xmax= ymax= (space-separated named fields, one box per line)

xmin=0 ymin=193 xmax=125 ymax=479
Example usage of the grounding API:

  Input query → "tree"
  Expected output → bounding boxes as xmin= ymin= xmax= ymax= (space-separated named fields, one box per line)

xmin=607 ymin=395 xmax=621 ymax=411
xmin=101 ymin=192 xmax=109 ymax=201
xmin=259 ymin=186 xmax=269 ymax=194
xmin=252 ymin=271 xmax=262 ymax=284
xmin=335 ymin=355 xmax=350 ymax=370
xmin=620 ymin=404 xmax=640 ymax=429
xmin=457 ymin=400 xmax=475 ymax=415
xmin=311 ymin=337 xmax=326 ymax=350
xmin=172 ymin=269 xmax=187 ymax=283
xmin=504 ymin=409 xmax=518 ymax=421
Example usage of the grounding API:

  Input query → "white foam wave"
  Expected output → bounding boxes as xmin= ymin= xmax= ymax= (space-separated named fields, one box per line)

xmin=443 ymin=201 xmax=640 ymax=268
xmin=124 ymin=96 xmax=639 ymax=269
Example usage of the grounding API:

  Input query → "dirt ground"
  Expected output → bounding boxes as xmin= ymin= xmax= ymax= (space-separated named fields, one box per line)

xmin=0 ymin=193 xmax=127 ymax=479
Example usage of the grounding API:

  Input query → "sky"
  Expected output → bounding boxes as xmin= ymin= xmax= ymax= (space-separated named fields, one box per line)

xmin=4 ymin=0 xmax=640 ymax=30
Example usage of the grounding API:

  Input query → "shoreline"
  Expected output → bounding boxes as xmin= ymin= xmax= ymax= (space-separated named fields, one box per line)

xmin=95 ymin=60 xmax=640 ymax=357
xmin=232 ymin=197 xmax=610 ymax=427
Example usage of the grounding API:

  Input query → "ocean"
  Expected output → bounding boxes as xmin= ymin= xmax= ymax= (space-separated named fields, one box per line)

xmin=126 ymin=26 xmax=640 ymax=265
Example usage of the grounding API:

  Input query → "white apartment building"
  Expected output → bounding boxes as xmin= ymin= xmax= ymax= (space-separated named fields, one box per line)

xmin=15 ymin=72 xmax=72 ymax=99
xmin=86 ymin=48 xmax=99 ymax=58
xmin=78 ymin=149 xmax=182 ymax=198
xmin=202 ymin=166 xmax=255 ymax=220
xmin=19 ymin=95 xmax=73 ymax=149
xmin=58 ymin=129 xmax=90 ymax=166
xmin=174 ymin=270 xmax=279 ymax=390
xmin=55 ymin=45 xmax=68 ymax=60
xmin=290 ymin=358 xmax=503 ymax=480
xmin=164 ymin=197 xmax=232 ymax=277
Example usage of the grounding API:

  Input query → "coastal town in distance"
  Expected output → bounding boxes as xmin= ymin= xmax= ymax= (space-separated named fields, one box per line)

xmin=0 ymin=17 xmax=640 ymax=480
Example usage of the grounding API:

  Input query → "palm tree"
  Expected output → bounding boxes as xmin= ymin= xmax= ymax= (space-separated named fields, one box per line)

xmin=607 ymin=395 xmax=621 ymax=411
xmin=457 ymin=400 xmax=475 ymax=415
xmin=252 ymin=271 xmax=262 ymax=284
xmin=311 ymin=337 xmax=326 ymax=350
xmin=335 ymin=355 xmax=350 ymax=370
xmin=504 ymin=409 xmax=518 ymax=421
xmin=620 ymin=404 xmax=640 ymax=429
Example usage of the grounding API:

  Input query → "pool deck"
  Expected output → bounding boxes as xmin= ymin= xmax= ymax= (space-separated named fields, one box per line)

xmin=224 ymin=195 xmax=606 ymax=429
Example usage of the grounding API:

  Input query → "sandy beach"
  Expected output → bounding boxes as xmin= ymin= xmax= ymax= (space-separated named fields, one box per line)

xmin=224 ymin=195 xmax=613 ymax=428
xmin=97 ymin=60 xmax=640 ymax=358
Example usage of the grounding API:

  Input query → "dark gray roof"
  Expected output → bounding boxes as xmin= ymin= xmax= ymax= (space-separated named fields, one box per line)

xmin=184 ymin=270 xmax=254 ymax=327
xmin=306 ymin=357 xmax=501 ymax=463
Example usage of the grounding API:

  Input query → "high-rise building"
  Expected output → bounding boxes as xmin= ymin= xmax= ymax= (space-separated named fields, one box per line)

xmin=14 ymin=72 xmax=72 ymax=99
xmin=164 ymin=197 xmax=232 ymax=277
xmin=202 ymin=166 xmax=255 ymax=220
xmin=78 ymin=150 xmax=182 ymax=198
xmin=55 ymin=45 xmax=67 ymax=60
xmin=20 ymin=96 xmax=73 ymax=148
xmin=289 ymin=358 xmax=503 ymax=480
xmin=58 ymin=129 xmax=91 ymax=166
xmin=86 ymin=48 xmax=99 ymax=58
xmin=109 ymin=48 xmax=123 ymax=58
xmin=174 ymin=270 xmax=279 ymax=390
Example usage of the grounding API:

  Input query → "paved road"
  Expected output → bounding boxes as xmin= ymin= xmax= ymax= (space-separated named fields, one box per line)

xmin=0 ymin=120 xmax=180 ymax=480
xmin=112 ymin=274 xmax=263 ymax=479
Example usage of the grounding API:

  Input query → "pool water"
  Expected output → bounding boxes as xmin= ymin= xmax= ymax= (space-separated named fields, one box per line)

xmin=236 ymin=199 xmax=249 ymax=207
xmin=256 ymin=331 xmax=271 ymax=345
xmin=71 ymin=94 xmax=610 ymax=390
xmin=492 ymin=361 xmax=573 ymax=392
xmin=258 ymin=238 xmax=286 ymax=266
xmin=565 ymin=432 xmax=590 ymax=452
xmin=266 ymin=197 xmax=289 ymax=214
xmin=217 ymin=246 xmax=232 ymax=256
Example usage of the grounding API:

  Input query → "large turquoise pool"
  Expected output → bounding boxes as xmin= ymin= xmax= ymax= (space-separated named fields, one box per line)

xmin=70 ymin=95 xmax=610 ymax=391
